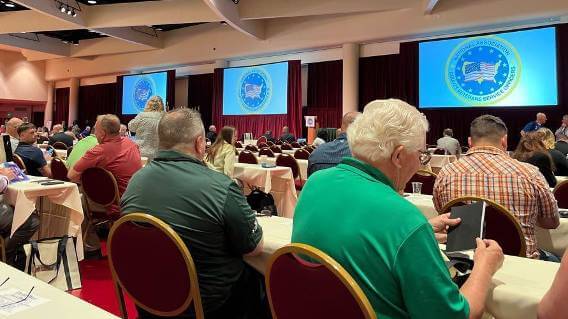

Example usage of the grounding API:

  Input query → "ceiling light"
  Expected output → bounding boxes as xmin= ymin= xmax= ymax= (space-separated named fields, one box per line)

xmin=67 ymin=8 xmax=72 ymax=15
xmin=72 ymin=40 xmax=79 ymax=46
xmin=155 ymin=27 xmax=163 ymax=31
xmin=72 ymin=9 xmax=77 ymax=17
xmin=62 ymin=40 xmax=68 ymax=44
xmin=5 ymin=2 xmax=15 ymax=7
xmin=60 ymin=4 xmax=66 ymax=12
xmin=87 ymin=0 xmax=96 ymax=4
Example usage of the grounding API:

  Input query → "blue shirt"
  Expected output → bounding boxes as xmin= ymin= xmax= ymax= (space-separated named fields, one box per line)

xmin=15 ymin=143 xmax=47 ymax=176
xmin=522 ymin=121 xmax=541 ymax=133
xmin=307 ymin=133 xmax=351 ymax=176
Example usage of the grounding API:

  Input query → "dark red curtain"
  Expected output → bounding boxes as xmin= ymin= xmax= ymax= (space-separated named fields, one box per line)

xmin=166 ymin=70 xmax=176 ymax=109
xmin=78 ymin=83 xmax=118 ymax=127
xmin=188 ymin=73 xmax=214 ymax=127
xmin=53 ymin=88 xmax=69 ymax=125
xmin=359 ymin=24 xmax=568 ymax=147
xmin=305 ymin=60 xmax=342 ymax=128
xmin=212 ymin=60 xmax=303 ymax=138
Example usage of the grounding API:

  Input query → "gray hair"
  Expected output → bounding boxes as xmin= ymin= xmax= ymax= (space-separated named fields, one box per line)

xmin=158 ymin=108 xmax=204 ymax=150
xmin=96 ymin=114 xmax=120 ymax=136
xmin=347 ymin=99 xmax=429 ymax=163
xmin=470 ymin=115 xmax=507 ymax=143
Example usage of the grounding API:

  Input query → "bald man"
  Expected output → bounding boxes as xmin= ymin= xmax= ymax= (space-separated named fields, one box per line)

xmin=6 ymin=117 xmax=23 ymax=152
xmin=307 ymin=112 xmax=360 ymax=176
xmin=521 ymin=113 xmax=547 ymax=135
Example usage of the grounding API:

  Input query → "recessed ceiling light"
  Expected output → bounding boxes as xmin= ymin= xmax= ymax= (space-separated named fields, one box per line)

xmin=60 ymin=4 xmax=66 ymax=12
xmin=5 ymin=2 xmax=15 ymax=7
xmin=155 ymin=27 xmax=163 ymax=31
xmin=87 ymin=0 xmax=96 ymax=4
xmin=67 ymin=8 xmax=72 ymax=15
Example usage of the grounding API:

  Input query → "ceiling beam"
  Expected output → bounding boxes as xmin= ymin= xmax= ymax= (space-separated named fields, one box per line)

xmin=93 ymin=27 xmax=162 ymax=48
xmin=424 ymin=0 xmax=441 ymax=14
xmin=0 ymin=11 xmax=77 ymax=33
xmin=202 ymin=0 xmax=264 ymax=40
xmin=0 ymin=33 xmax=69 ymax=56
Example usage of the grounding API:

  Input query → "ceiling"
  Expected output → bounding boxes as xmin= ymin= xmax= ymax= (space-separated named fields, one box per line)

xmin=38 ymin=29 xmax=107 ymax=43
xmin=75 ymin=0 xmax=159 ymax=5
xmin=0 ymin=1 xmax=27 ymax=11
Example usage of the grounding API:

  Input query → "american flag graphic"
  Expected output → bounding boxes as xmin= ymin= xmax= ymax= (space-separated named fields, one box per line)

xmin=462 ymin=60 xmax=502 ymax=83
xmin=244 ymin=84 xmax=263 ymax=99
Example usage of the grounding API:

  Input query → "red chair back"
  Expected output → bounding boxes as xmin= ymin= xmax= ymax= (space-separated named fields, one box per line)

xmin=270 ymin=145 xmax=282 ymax=154
xmin=294 ymin=149 xmax=310 ymax=160
xmin=554 ymin=181 xmax=568 ymax=208
xmin=238 ymin=150 xmax=258 ymax=164
xmin=266 ymin=141 xmax=275 ymax=147
xmin=50 ymin=158 xmax=69 ymax=181
xmin=291 ymin=142 xmax=301 ymax=148
xmin=12 ymin=154 xmax=27 ymax=173
xmin=259 ymin=148 xmax=275 ymax=158
xmin=404 ymin=170 xmax=437 ymax=195
xmin=80 ymin=167 xmax=120 ymax=207
xmin=108 ymin=213 xmax=204 ymax=319
xmin=275 ymin=140 xmax=283 ymax=145
xmin=66 ymin=146 xmax=73 ymax=158
xmin=257 ymin=136 xmax=267 ymax=145
xmin=235 ymin=141 xmax=243 ymax=148
xmin=258 ymin=142 xmax=269 ymax=149
xmin=276 ymin=154 xmax=300 ymax=179
xmin=441 ymin=197 xmax=526 ymax=257
xmin=52 ymin=141 xmax=69 ymax=150
xmin=281 ymin=143 xmax=293 ymax=150
xmin=267 ymin=244 xmax=376 ymax=319
xmin=245 ymin=144 xmax=259 ymax=152
xmin=303 ymin=146 xmax=314 ymax=153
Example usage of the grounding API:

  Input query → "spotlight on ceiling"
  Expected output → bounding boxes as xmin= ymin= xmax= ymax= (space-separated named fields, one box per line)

xmin=5 ymin=2 xmax=15 ymax=8
xmin=72 ymin=40 xmax=79 ymax=46
xmin=59 ymin=3 xmax=66 ymax=12
xmin=232 ymin=0 xmax=239 ymax=3
xmin=72 ymin=9 xmax=77 ymax=17
xmin=67 ymin=7 xmax=73 ymax=15
xmin=87 ymin=0 xmax=96 ymax=3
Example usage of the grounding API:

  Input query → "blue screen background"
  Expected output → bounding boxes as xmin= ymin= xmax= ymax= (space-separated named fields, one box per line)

xmin=419 ymin=27 xmax=558 ymax=108
xmin=122 ymin=72 xmax=168 ymax=115
xmin=223 ymin=62 xmax=289 ymax=115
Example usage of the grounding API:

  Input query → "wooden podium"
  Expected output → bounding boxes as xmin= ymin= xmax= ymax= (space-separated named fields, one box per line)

xmin=305 ymin=116 xmax=317 ymax=144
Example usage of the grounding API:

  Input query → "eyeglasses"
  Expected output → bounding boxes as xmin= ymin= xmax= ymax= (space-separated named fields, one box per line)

xmin=419 ymin=150 xmax=432 ymax=165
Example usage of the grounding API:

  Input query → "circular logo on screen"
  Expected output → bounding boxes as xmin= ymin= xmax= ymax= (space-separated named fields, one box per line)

xmin=445 ymin=36 xmax=521 ymax=105
xmin=133 ymin=76 xmax=156 ymax=112
xmin=238 ymin=67 xmax=272 ymax=113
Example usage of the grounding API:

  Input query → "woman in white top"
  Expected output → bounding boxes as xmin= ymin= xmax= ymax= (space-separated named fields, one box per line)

xmin=312 ymin=129 xmax=328 ymax=147
xmin=205 ymin=126 xmax=237 ymax=178
xmin=128 ymin=96 xmax=164 ymax=160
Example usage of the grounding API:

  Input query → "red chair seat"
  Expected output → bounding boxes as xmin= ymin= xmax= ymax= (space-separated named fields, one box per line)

xmin=294 ymin=179 xmax=305 ymax=190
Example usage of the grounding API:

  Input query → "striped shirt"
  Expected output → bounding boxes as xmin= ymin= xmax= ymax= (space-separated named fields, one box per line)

xmin=433 ymin=146 xmax=559 ymax=259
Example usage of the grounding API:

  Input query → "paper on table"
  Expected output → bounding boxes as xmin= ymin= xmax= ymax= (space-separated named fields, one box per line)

xmin=0 ymin=288 xmax=48 ymax=316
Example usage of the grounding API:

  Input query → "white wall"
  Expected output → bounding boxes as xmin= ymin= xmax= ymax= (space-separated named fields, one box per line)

xmin=0 ymin=50 xmax=47 ymax=101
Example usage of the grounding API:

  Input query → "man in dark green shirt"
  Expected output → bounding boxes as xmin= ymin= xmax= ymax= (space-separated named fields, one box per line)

xmin=121 ymin=109 xmax=266 ymax=319
xmin=292 ymin=99 xmax=504 ymax=319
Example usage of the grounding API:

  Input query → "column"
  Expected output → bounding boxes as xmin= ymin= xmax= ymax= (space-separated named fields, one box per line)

xmin=342 ymin=43 xmax=360 ymax=115
xmin=214 ymin=59 xmax=228 ymax=69
xmin=68 ymin=77 xmax=79 ymax=128
xmin=44 ymin=81 xmax=54 ymax=129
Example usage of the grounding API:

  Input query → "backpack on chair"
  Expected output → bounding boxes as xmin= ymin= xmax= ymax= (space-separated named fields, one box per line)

xmin=246 ymin=188 xmax=278 ymax=216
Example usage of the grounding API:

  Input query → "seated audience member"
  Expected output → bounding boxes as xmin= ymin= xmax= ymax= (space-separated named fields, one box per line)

xmin=555 ymin=114 xmax=568 ymax=140
xmin=293 ymin=99 xmax=503 ymax=319
xmin=434 ymin=115 xmax=559 ymax=260
xmin=121 ymin=108 xmax=267 ymax=319
xmin=71 ymin=120 xmax=81 ymax=136
xmin=279 ymin=126 xmax=296 ymax=143
xmin=539 ymin=128 xmax=568 ymax=176
xmin=119 ymin=124 xmax=129 ymax=137
xmin=521 ymin=112 xmax=547 ymax=135
xmin=307 ymin=112 xmax=359 ymax=176
xmin=206 ymin=125 xmax=217 ymax=142
xmin=6 ymin=117 xmax=23 ymax=152
xmin=128 ymin=96 xmax=164 ymax=160
xmin=262 ymin=130 xmax=275 ymax=143
xmin=512 ymin=132 xmax=557 ymax=187
xmin=538 ymin=250 xmax=568 ymax=319
xmin=79 ymin=126 xmax=91 ymax=139
xmin=68 ymin=114 xmax=142 ymax=195
xmin=437 ymin=128 xmax=461 ymax=156
xmin=15 ymin=123 xmax=52 ymax=177
xmin=65 ymin=126 xmax=78 ymax=141
xmin=0 ymin=168 xmax=39 ymax=269
xmin=36 ymin=127 xmax=50 ymax=144
xmin=66 ymin=127 xmax=98 ymax=169
xmin=556 ymin=134 xmax=568 ymax=156
xmin=49 ymin=124 xmax=74 ymax=147
xmin=312 ymin=129 xmax=328 ymax=147
xmin=205 ymin=126 xmax=237 ymax=178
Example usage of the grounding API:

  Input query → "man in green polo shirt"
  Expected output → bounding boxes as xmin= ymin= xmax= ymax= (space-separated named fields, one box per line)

xmin=292 ymin=99 xmax=504 ymax=319
xmin=121 ymin=109 xmax=267 ymax=319
xmin=65 ymin=130 xmax=98 ymax=169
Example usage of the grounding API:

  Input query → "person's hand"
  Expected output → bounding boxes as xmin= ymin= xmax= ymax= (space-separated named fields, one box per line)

xmin=473 ymin=238 xmax=504 ymax=276
xmin=0 ymin=167 xmax=16 ymax=181
xmin=429 ymin=213 xmax=461 ymax=243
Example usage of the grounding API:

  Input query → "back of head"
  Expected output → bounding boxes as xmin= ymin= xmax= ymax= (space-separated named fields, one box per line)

xmin=347 ymin=99 xmax=428 ymax=163
xmin=282 ymin=126 xmax=289 ymax=134
xmin=470 ymin=115 xmax=508 ymax=146
xmin=144 ymin=96 xmax=165 ymax=112
xmin=97 ymin=114 xmax=121 ymax=136
xmin=512 ymin=132 xmax=549 ymax=163
xmin=207 ymin=126 xmax=235 ymax=160
xmin=537 ymin=128 xmax=555 ymax=150
xmin=316 ymin=129 xmax=328 ymax=140
xmin=443 ymin=128 xmax=453 ymax=137
xmin=52 ymin=124 xmax=63 ymax=133
xmin=158 ymin=108 xmax=204 ymax=151
xmin=6 ymin=117 xmax=23 ymax=135
xmin=341 ymin=112 xmax=360 ymax=131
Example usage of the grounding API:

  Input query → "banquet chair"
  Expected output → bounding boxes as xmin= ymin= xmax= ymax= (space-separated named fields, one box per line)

xmin=257 ymin=136 xmax=267 ymax=145
xmin=50 ymin=158 xmax=69 ymax=181
xmin=440 ymin=196 xmax=526 ymax=257
xmin=12 ymin=154 xmax=27 ymax=173
xmin=294 ymin=149 xmax=310 ymax=160
xmin=291 ymin=142 xmax=301 ymax=148
xmin=281 ymin=144 xmax=293 ymax=151
xmin=433 ymin=148 xmax=446 ymax=155
xmin=108 ymin=213 xmax=204 ymax=319
xmin=303 ymin=146 xmax=314 ymax=153
xmin=404 ymin=170 xmax=437 ymax=195
xmin=259 ymin=148 xmax=275 ymax=158
xmin=245 ymin=144 xmax=259 ymax=153
xmin=270 ymin=145 xmax=282 ymax=154
xmin=238 ymin=150 xmax=258 ymax=164
xmin=553 ymin=180 xmax=568 ymax=208
xmin=235 ymin=141 xmax=243 ymax=148
xmin=266 ymin=141 xmax=275 ymax=147
xmin=275 ymin=140 xmax=283 ymax=145
xmin=276 ymin=154 xmax=304 ymax=190
xmin=258 ymin=142 xmax=269 ymax=149
xmin=461 ymin=146 xmax=469 ymax=154
xmin=52 ymin=141 xmax=69 ymax=150
xmin=67 ymin=146 xmax=74 ymax=158
xmin=299 ymin=141 xmax=307 ymax=147
xmin=266 ymin=243 xmax=376 ymax=319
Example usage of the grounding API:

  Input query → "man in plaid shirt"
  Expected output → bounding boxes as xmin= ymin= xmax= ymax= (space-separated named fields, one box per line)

xmin=434 ymin=115 xmax=559 ymax=259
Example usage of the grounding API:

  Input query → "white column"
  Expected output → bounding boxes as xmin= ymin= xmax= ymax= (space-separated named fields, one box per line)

xmin=342 ymin=43 xmax=360 ymax=115
xmin=68 ymin=78 xmax=79 ymax=127
xmin=44 ymin=81 xmax=54 ymax=128
xmin=214 ymin=59 xmax=228 ymax=69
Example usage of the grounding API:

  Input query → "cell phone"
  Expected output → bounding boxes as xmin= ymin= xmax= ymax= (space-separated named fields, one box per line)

xmin=47 ymin=148 xmax=54 ymax=156
xmin=40 ymin=181 xmax=65 ymax=185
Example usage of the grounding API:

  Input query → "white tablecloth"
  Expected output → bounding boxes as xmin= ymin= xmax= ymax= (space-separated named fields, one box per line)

xmin=245 ymin=216 xmax=559 ymax=319
xmin=0 ymin=262 xmax=119 ymax=319
xmin=235 ymin=155 xmax=308 ymax=180
xmin=404 ymin=194 xmax=438 ymax=219
xmin=4 ymin=177 xmax=85 ymax=260
xmin=233 ymin=163 xmax=297 ymax=218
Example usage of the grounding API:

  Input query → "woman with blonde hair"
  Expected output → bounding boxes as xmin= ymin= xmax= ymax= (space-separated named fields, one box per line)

xmin=205 ymin=126 xmax=236 ymax=178
xmin=128 ymin=96 xmax=165 ymax=160
xmin=512 ymin=131 xmax=556 ymax=187
xmin=538 ymin=128 xmax=568 ymax=176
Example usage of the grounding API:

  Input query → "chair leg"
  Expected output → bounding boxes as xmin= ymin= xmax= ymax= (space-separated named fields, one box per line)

xmin=113 ymin=283 xmax=128 ymax=319
xmin=0 ymin=237 xmax=5 ymax=263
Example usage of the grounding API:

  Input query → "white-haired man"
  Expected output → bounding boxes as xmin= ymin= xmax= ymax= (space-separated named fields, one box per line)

xmin=49 ymin=124 xmax=74 ymax=148
xmin=521 ymin=112 xmax=547 ymax=135
xmin=555 ymin=114 xmax=568 ymax=141
xmin=6 ymin=117 xmax=23 ymax=152
xmin=206 ymin=124 xmax=217 ymax=142
xmin=292 ymin=99 xmax=503 ymax=319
